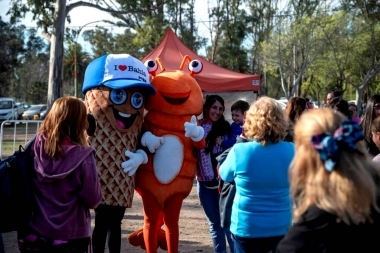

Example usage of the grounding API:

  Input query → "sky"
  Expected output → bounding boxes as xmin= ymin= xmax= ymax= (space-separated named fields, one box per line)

xmin=0 ymin=0 xmax=213 ymax=55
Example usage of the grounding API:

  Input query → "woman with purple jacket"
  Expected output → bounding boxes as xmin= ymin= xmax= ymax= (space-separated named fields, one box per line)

xmin=18 ymin=96 xmax=102 ymax=253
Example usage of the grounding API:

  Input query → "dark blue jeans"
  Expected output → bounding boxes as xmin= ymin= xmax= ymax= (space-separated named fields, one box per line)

xmin=92 ymin=204 xmax=126 ymax=253
xmin=197 ymin=181 xmax=234 ymax=253
xmin=232 ymin=233 xmax=284 ymax=253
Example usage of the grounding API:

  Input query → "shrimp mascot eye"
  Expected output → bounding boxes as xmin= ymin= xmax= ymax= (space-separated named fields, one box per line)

xmin=144 ymin=59 xmax=159 ymax=75
xmin=188 ymin=60 xmax=203 ymax=74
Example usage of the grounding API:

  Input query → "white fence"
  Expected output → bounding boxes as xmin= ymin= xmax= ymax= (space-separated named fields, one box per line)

xmin=0 ymin=120 xmax=42 ymax=160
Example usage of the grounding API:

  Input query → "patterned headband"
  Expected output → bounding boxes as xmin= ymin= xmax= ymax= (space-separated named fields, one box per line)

xmin=311 ymin=120 xmax=364 ymax=172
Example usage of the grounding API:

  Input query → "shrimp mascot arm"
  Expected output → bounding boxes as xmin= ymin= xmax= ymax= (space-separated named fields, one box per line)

xmin=141 ymin=131 xmax=165 ymax=153
xmin=121 ymin=149 xmax=148 ymax=176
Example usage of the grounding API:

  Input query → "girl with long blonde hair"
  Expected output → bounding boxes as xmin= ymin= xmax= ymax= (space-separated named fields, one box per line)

xmin=277 ymin=108 xmax=380 ymax=253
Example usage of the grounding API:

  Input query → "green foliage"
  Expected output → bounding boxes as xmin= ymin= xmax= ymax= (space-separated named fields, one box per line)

xmin=0 ymin=18 xmax=49 ymax=103
xmin=3 ymin=0 xmax=380 ymax=104
xmin=0 ymin=17 xmax=26 ymax=97
xmin=64 ymin=42 xmax=91 ymax=95
xmin=8 ymin=0 xmax=55 ymax=28
xmin=206 ymin=0 xmax=251 ymax=72
xmin=82 ymin=28 xmax=146 ymax=59
xmin=27 ymin=81 xmax=48 ymax=104
xmin=132 ymin=16 xmax=168 ymax=55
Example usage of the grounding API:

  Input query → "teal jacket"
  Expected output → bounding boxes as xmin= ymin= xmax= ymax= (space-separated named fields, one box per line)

xmin=219 ymin=140 xmax=295 ymax=238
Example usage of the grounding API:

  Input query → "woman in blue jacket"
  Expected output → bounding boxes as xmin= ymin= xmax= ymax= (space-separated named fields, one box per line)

xmin=219 ymin=96 xmax=295 ymax=253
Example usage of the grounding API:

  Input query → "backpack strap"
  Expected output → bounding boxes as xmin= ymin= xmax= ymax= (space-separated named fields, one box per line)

xmin=20 ymin=134 xmax=37 ymax=152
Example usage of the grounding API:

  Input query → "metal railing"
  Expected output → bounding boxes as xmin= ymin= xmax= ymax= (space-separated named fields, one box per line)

xmin=0 ymin=120 xmax=42 ymax=160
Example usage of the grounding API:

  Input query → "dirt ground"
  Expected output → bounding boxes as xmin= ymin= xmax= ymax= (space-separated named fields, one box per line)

xmin=2 ymin=181 xmax=223 ymax=253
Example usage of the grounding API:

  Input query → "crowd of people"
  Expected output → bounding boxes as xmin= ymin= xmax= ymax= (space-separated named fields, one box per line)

xmin=195 ymin=92 xmax=380 ymax=253
xmin=3 ymin=87 xmax=380 ymax=253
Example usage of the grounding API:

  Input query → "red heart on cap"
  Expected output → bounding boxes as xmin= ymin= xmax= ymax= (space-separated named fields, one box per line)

xmin=119 ymin=65 xmax=127 ymax=71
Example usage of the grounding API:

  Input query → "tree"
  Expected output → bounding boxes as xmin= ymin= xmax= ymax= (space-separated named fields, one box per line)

xmin=245 ymin=0 xmax=279 ymax=95
xmin=7 ymin=0 xmax=168 ymax=108
xmin=212 ymin=0 xmax=250 ymax=72
xmin=0 ymin=17 xmax=25 ymax=97
xmin=83 ymin=27 xmax=144 ymax=59
xmin=64 ymin=42 xmax=90 ymax=97
xmin=261 ymin=2 xmax=332 ymax=99
xmin=81 ymin=0 xmax=206 ymax=61
xmin=16 ymin=28 xmax=49 ymax=103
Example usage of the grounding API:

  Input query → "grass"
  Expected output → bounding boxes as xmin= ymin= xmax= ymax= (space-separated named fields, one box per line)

xmin=1 ymin=140 xmax=27 ymax=158
xmin=0 ymin=122 xmax=40 ymax=159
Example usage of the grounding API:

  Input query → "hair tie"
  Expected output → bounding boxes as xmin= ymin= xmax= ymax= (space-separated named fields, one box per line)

xmin=311 ymin=120 xmax=364 ymax=172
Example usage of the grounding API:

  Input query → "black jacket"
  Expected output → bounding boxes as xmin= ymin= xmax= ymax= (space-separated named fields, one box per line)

xmin=276 ymin=205 xmax=380 ymax=253
xmin=216 ymin=135 xmax=248 ymax=228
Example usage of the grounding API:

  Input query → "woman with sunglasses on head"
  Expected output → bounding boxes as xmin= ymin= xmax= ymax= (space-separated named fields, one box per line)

xmin=360 ymin=94 xmax=380 ymax=157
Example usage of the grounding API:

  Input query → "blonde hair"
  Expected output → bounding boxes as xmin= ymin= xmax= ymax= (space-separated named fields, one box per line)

xmin=291 ymin=108 xmax=380 ymax=224
xmin=243 ymin=96 xmax=287 ymax=145
xmin=38 ymin=96 xmax=89 ymax=159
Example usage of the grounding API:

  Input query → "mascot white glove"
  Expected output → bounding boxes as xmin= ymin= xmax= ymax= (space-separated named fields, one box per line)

xmin=184 ymin=115 xmax=204 ymax=142
xmin=121 ymin=149 xmax=148 ymax=176
xmin=141 ymin=131 xmax=165 ymax=153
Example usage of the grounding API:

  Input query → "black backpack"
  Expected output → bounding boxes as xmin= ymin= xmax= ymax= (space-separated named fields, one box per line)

xmin=0 ymin=136 xmax=36 ymax=233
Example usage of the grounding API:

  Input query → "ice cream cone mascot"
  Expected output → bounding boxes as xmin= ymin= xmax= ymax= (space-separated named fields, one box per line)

xmin=82 ymin=54 xmax=155 ymax=253
xmin=127 ymin=55 xmax=205 ymax=253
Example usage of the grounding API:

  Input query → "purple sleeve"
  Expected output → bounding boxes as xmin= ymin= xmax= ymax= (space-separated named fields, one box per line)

xmin=79 ymin=153 xmax=102 ymax=209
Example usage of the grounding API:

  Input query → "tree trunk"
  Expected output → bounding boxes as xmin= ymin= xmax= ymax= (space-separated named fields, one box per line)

xmin=356 ymin=87 xmax=363 ymax=116
xmin=47 ymin=0 xmax=66 ymax=108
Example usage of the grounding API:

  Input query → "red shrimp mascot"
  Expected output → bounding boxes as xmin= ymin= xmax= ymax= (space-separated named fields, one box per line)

xmin=128 ymin=55 xmax=205 ymax=253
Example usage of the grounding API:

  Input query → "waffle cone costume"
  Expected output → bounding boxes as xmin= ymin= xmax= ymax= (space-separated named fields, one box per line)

xmin=82 ymin=54 xmax=155 ymax=208
xmin=82 ymin=54 xmax=156 ymax=253
xmin=127 ymin=56 xmax=205 ymax=253
xmin=85 ymin=87 xmax=143 ymax=206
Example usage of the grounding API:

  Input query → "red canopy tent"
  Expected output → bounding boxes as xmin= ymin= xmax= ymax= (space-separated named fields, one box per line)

xmin=142 ymin=28 xmax=260 ymax=93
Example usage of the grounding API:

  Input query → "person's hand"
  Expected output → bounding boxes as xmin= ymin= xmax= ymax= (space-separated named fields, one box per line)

xmin=216 ymin=136 xmax=222 ymax=145
xmin=121 ymin=149 xmax=148 ymax=176
xmin=141 ymin=131 xmax=164 ymax=153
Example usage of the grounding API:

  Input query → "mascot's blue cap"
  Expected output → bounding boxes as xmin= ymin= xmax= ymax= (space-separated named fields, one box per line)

xmin=82 ymin=54 xmax=156 ymax=95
